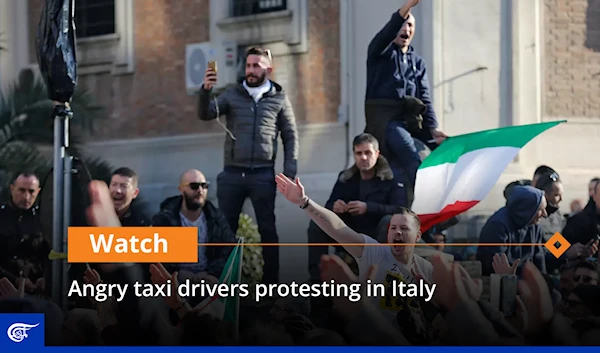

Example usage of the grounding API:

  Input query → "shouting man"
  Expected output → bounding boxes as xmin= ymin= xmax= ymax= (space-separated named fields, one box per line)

xmin=276 ymin=173 xmax=435 ymax=344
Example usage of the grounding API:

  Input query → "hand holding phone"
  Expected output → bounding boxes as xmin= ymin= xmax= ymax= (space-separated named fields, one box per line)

xmin=203 ymin=61 xmax=218 ymax=90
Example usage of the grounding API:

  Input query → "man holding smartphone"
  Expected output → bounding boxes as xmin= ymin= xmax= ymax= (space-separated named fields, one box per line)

xmin=197 ymin=47 xmax=299 ymax=284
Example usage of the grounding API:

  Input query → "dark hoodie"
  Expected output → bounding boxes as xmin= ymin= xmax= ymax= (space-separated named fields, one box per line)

xmin=151 ymin=196 xmax=236 ymax=277
xmin=365 ymin=11 xmax=437 ymax=130
xmin=477 ymin=186 xmax=547 ymax=276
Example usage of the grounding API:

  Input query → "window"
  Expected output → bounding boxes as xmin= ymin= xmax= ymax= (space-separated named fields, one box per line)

xmin=75 ymin=0 xmax=116 ymax=38
xmin=231 ymin=0 xmax=287 ymax=17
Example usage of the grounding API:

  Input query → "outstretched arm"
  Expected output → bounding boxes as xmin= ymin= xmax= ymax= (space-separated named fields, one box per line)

xmin=275 ymin=174 xmax=365 ymax=258
xmin=367 ymin=0 xmax=420 ymax=59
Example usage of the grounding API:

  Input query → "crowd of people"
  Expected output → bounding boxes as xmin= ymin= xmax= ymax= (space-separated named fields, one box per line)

xmin=0 ymin=0 xmax=599 ymax=346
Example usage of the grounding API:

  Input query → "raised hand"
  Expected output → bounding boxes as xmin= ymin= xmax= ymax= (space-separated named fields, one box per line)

xmin=430 ymin=254 xmax=481 ymax=311
xmin=319 ymin=254 xmax=377 ymax=321
xmin=203 ymin=67 xmax=217 ymax=90
xmin=86 ymin=180 xmax=122 ymax=227
xmin=83 ymin=268 xmax=102 ymax=286
xmin=150 ymin=263 xmax=183 ymax=310
xmin=492 ymin=253 xmax=521 ymax=275
xmin=275 ymin=173 xmax=306 ymax=206
xmin=516 ymin=262 xmax=553 ymax=334
xmin=0 ymin=277 xmax=18 ymax=299
xmin=584 ymin=239 xmax=599 ymax=258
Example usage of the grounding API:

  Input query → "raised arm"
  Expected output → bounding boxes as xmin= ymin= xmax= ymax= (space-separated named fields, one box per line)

xmin=197 ymin=67 xmax=230 ymax=121
xmin=278 ymin=96 xmax=299 ymax=179
xmin=367 ymin=0 xmax=420 ymax=59
xmin=275 ymin=174 xmax=365 ymax=258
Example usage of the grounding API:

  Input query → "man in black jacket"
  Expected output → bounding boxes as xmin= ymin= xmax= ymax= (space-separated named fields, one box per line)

xmin=152 ymin=169 xmax=236 ymax=283
xmin=307 ymin=134 xmax=405 ymax=284
xmin=561 ymin=181 xmax=600 ymax=259
xmin=0 ymin=172 xmax=48 ymax=295
xmin=197 ymin=47 xmax=299 ymax=284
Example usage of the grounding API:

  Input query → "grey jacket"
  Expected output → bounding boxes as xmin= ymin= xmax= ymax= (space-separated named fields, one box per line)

xmin=197 ymin=80 xmax=299 ymax=178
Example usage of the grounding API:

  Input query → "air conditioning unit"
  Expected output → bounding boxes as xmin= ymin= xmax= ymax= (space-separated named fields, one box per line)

xmin=185 ymin=41 xmax=238 ymax=94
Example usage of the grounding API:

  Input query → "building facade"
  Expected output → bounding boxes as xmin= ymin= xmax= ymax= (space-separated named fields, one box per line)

xmin=0 ymin=0 xmax=598 ymax=281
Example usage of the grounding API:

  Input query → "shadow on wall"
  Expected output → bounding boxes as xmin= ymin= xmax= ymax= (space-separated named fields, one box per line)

xmin=586 ymin=0 xmax=600 ymax=52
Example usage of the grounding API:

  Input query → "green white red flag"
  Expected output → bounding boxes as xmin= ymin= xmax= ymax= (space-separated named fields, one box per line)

xmin=412 ymin=121 xmax=565 ymax=232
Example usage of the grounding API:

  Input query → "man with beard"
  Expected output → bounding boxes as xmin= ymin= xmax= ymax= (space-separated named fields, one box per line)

xmin=151 ymin=169 xmax=236 ymax=284
xmin=535 ymin=171 xmax=565 ymax=242
xmin=197 ymin=47 xmax=299 ymax=284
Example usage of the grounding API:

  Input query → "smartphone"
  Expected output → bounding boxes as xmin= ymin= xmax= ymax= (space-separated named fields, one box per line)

xmin=208 ymin=61 xmax=217 ymax=74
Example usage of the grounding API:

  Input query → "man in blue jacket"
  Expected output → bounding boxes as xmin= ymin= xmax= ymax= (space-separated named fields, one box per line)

xmin=477 ymin=185 xmax=548 ymax=276
xmin=364 ymin=0 xmax=447 ymax=202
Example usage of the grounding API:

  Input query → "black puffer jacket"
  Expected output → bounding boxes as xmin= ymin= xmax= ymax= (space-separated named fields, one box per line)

xmin=151 ymin=196 xmax=236 ymax=277
xmin=198 ymin=80 xmax=299 ymax=178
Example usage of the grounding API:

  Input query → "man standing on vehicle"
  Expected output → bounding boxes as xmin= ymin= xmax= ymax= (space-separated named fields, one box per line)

xmin=197 ymin=47 xmax=299 ymax=284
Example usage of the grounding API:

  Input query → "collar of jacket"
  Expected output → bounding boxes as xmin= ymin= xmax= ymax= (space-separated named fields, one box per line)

xmin=1 ymin=200 xmax=38 ymax=217
xmin=235 ymin=77 xmax=284 ymax=97
xmin=159 ymin=195 xmax=218 ymax=222
xmin=339 ymin=155 xmax=394 ymax=183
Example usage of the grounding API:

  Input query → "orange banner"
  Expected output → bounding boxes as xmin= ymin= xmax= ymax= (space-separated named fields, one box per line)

xmin=67 ymin=227 xmax=199 ymax=263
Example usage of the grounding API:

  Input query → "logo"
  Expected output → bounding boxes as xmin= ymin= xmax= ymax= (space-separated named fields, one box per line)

xmin=0 ymin=314 xmax=45 ymax=346
xmin=7 ymin=322 xmax=39 ymax=343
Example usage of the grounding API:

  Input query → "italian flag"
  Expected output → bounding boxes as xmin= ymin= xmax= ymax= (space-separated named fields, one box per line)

xmin=412 ymin=121 xmax=565 ymax=232
xmin=195 ymin=238 xmax=244 ymax=333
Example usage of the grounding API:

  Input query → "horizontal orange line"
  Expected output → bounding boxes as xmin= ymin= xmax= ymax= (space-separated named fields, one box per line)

xmin=198 ymin=243 xmax=540 ymax=247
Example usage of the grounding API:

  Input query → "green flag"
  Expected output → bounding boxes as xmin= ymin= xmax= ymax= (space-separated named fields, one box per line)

xmin=195 ymin=238 xmax=244 ymax=331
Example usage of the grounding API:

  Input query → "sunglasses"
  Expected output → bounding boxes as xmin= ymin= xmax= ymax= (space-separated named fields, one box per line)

xmin=574 ymin=275 xmax=596 ymax=283
xmin=247 ymin=47 xmax=273 ymax=62
xmin=566 ymin=299 xmax=584 ymax=308
xmin=183 ymin=182 xmax=210 ymax=190
xmin=547 ymin=172 xmax=559 ymax=182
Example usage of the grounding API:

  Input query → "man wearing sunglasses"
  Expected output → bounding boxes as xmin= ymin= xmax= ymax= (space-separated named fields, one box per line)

xmin=535 ymin=171 xmax=565 ymax=241
xmin=152 ymin=169 xmax=236 ymax=286
xmin=198 ymin=46 xmax=299 ymax=284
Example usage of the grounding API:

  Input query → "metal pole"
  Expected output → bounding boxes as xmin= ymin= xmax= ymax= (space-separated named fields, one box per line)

xmin=51 ymin=114 xmax=65 ymax=306
xmin=62 ymin=153 xmax=72 ymax=311
xmin=51 ymin=104 xmax=73 ymax=309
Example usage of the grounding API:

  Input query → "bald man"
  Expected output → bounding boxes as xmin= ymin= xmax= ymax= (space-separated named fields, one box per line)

xmin=151 ymin=169 xmax=236 ymax=283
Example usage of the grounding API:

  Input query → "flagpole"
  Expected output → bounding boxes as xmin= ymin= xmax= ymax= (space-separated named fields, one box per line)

xmin=235 ymin=237 xmax=244 ymax=341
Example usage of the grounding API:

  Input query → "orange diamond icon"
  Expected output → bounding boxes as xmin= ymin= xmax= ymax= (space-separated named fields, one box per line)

xmin=545 ymin=232 xmax=571 ymax=258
